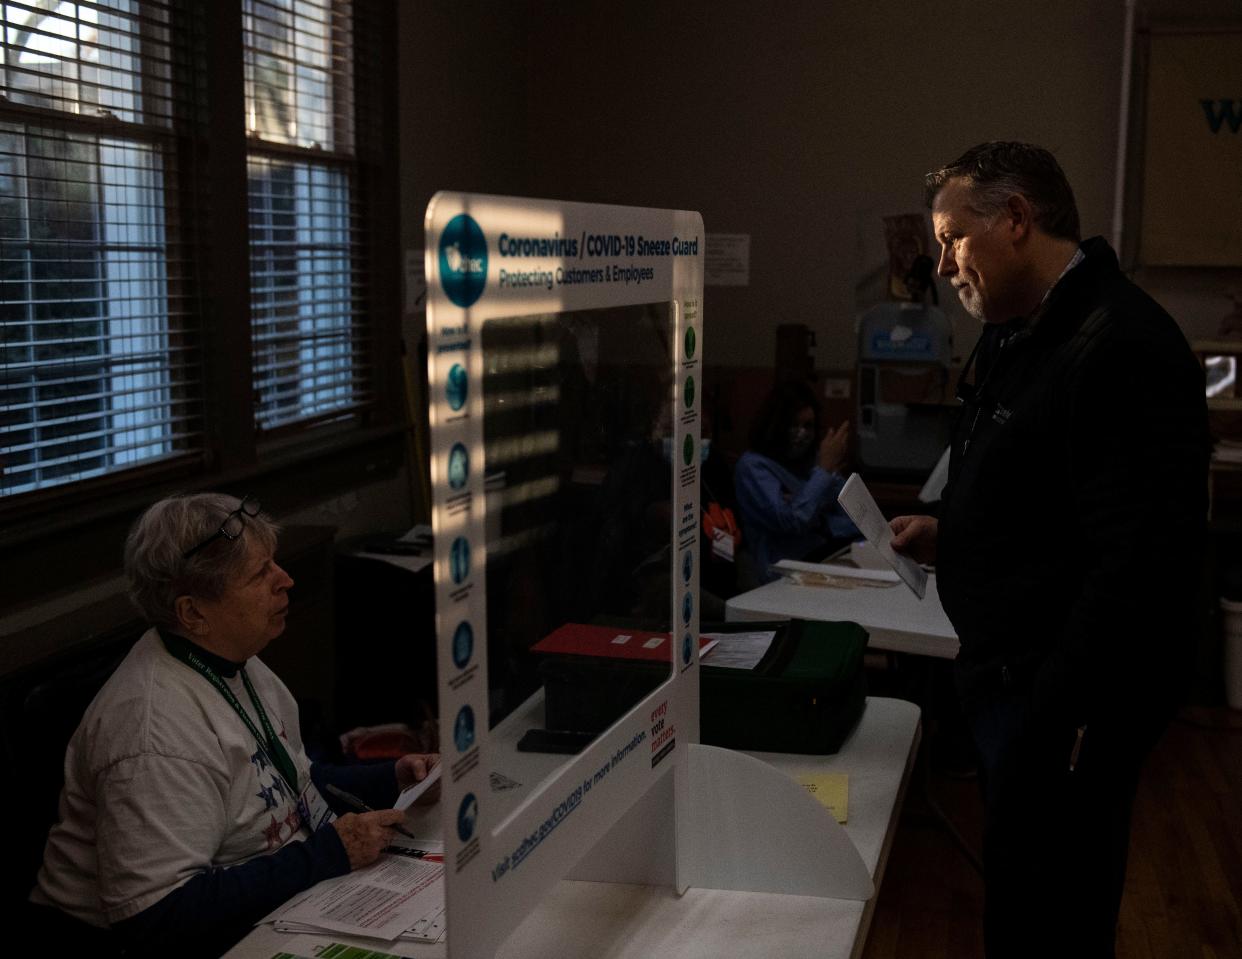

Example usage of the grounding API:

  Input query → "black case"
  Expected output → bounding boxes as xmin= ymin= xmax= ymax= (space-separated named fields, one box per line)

xmin=536 ymin=619 xmax=868 ymax=755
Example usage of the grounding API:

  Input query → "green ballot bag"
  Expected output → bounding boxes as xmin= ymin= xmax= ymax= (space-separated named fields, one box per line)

xmin=698 ymin=619 xmax=868 ymax=755
xmin=535 ymin=619 xmax=868 ymax=755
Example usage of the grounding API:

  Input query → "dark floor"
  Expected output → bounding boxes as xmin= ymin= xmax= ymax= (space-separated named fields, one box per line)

xmin=861 ymin=706 xmax=1242 ymax=959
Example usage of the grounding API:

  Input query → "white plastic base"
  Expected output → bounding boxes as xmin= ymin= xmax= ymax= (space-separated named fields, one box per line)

xmin=568 ymin=743 xmax=873 ymax=901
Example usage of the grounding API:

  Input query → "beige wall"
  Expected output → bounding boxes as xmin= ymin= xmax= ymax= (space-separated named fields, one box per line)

xmin=396 ymin=1 xmax=1240 ymax=368
xmin=517 ymin=0 xmax=1133 ymax=368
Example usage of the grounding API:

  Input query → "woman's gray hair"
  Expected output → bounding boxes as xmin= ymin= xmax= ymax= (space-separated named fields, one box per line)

xmin=124 ymin=493 xmax=280 ymax=633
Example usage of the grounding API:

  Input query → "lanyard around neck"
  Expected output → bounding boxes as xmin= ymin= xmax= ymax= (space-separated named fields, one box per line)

xmin=162 ymin=633 xmax=300 ymax=794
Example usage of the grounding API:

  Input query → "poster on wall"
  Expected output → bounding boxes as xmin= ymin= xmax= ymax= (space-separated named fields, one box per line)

xmin=1140 ymin=30 xmax=1242 ymax=266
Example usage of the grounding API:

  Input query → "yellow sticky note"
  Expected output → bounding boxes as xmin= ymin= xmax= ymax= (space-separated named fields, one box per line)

xmin=796 ymin=773 xmax=848 ymax=823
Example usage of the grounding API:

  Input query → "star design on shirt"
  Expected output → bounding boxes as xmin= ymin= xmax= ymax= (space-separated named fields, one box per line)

xmin=278 ymin=722 xmax=289 ymax=742
xmin=256 ymin=783 xmax=278 ymax=810
xmin=270 ymin=775 xmax=289 ymax=800
xmin=250 ymin=750 xmax=269 ymax=774
xmin=284 ymin=808 xmax=303 ymax=835
xmin=263 ymin=815 xmax=284 ymax=850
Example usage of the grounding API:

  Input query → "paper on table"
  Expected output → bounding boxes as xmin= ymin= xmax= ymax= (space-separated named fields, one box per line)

xmin=356 ymin=524 xmax=433 ymax=574
xmin=273 ymin=850 xmax=443 ymax=941
xmin=393 ymin=762 xmax=442 ymax=811
xmin=771 ymin=558 xmax=899 ymax=589
xmin=261 ymin=936 xmax=411 ymax=958
xmin=837 ymin=473 xmax=927 ymax=599
xmin=796 ymin=772 xmax=849 ymax=823
xmin=397 ymin=524 xmax=432 ymax=545
xmin=699 ymin=631 xmax=777 ymax=670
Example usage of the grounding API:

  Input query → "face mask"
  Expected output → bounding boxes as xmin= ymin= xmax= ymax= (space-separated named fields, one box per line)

xmin=787 ymin=426 xmax=813 ymax=458
xmin=699 ymin=438 xmax=712 ymax=463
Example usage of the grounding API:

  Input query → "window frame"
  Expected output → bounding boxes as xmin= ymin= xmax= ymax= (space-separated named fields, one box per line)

xmin=0 ymin=0 xmax=402 ymax=604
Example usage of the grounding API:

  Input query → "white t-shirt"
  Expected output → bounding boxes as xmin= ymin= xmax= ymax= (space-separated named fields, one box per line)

xmin=33 ymin=629 xmax=314 ymax=927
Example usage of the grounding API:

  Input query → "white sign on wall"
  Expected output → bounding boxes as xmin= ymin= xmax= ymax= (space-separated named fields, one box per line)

xmin=705 ymin=232 xmax=750 ymax=286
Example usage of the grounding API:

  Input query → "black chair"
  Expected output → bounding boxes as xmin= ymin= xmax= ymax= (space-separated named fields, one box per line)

xmin=0 ymin=626 xmax=141 ymax=924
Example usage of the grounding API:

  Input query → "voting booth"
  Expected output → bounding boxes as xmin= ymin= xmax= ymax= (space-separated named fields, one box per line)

xmin=426 ymin=194 xmax=872 ymax=958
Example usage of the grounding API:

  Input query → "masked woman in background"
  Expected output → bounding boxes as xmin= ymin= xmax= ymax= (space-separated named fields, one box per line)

xmin=734 ymin=381 xmax=859 ymax=583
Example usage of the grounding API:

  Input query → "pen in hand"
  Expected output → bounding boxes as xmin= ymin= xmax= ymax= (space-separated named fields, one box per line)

xmin=324 ymin=783 xmax=417 ymax=840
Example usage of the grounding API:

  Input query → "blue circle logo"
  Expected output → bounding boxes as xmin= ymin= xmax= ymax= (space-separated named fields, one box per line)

xmin=682 ymin=551 xmax=693 ymax=584
xmin=454 ymin=705 xmax=476 ymax=752
xmin=452 ymin=621 xmax=474 ymax=668
xmin=447 ymin=439 xmax=466 ymax=491
xmin=448 ymin=442 xmax=469 ymax=490
xmin=682 ymin=631 xmax=693 ymax=665
xmin=439 ymin=214 xmax=488 ymax=308
xmin=446 ymin=363 xmax=468 ymax=412
xmin=682 ymin=592 xmax=693 ymax=625
xmin=450 ymin=536 xmax=471 ymax=584
xmin=457 ymin=793 xmax=479 ymax=842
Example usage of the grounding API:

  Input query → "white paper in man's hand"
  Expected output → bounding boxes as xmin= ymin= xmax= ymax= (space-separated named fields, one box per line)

xmin=837 ymin=473 xmax=928 ymax=599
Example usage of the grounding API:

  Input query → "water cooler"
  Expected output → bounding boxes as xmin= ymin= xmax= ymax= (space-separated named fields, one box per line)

xmin=856 ymin=301 xmax=955 ymax=479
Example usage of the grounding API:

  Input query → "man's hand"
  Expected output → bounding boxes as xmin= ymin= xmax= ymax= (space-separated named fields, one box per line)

xmin=890 ymin=515 xmax=938 ymax=565
xmin=817 ymin=421 xmax=851 ymax=474
xmin=333 ymin=810 xmax=406 ymax=870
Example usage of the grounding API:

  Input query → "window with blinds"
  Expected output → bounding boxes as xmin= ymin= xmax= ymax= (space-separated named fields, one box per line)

xmin=243 ymin=0 xmax=367 ymax=432
xmin=0 ymin=0 xmax=198 ymax=497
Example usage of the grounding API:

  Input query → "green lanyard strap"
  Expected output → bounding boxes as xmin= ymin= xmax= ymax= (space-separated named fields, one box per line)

xmin=162 ymin=634 xmax=300 ymax=795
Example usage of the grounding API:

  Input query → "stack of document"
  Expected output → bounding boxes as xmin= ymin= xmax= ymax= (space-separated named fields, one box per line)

xmin=263 ymin=838 xmax=446 ymax=945
xmin=1214 ymin=439 xmax=1242 ymax=465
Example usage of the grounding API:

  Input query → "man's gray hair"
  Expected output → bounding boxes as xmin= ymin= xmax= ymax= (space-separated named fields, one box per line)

xmin=924 ymin=141 xmax=1081 ymax=243
xmin=124 ymin=493 xmax=279 ymax=633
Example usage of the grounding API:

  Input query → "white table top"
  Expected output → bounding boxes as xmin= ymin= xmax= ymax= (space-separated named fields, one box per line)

xmin=725 ymin=571 xmax=959 ymax=660
xmin=227 ymin=697 xmax=921 ymax=959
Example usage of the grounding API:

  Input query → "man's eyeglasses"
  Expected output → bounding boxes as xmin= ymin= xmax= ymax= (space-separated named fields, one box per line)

xmin=183 ymin=496 xmax=261 ymax=559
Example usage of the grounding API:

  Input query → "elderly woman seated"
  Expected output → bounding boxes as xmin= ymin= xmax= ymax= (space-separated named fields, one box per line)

xmin=29 ymin=493 xmax=437 ymax=956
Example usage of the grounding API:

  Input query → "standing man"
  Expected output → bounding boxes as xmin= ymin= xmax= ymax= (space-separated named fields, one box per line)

xmin=891 ymin=142 xmax=1209 ymax=956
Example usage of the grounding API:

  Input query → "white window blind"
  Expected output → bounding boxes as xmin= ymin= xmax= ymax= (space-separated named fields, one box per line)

xmin=244 ymin=0 xmax=367 ymax=432
xmin=0 ymin=0 xmax=198 ymax=496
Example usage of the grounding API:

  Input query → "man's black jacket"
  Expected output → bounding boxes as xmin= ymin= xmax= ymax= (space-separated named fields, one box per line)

xmin=937 ymin=237 xmax=1210 ymax=734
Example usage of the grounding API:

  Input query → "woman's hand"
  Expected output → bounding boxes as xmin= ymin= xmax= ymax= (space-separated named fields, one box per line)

xmin=396 ymin=752 xmax=441 ymax=805
xmin=332 ymin=810 xmax=406 ymax=870
xmin=817 ymin=421 xmax=851 ymax=474
xmin=890 ymin=515 xmax=939 ymax=565
xmin=395 ymin=753 xmax=440 ymax=790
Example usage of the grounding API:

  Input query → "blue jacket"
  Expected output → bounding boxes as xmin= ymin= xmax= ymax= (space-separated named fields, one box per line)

xmin=734 ymin=451 xmax=858 ymax=581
